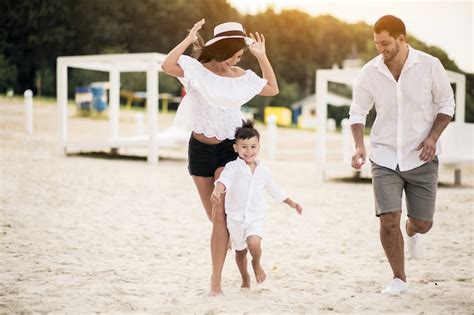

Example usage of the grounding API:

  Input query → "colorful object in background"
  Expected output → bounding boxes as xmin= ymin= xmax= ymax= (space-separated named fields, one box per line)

xmin=264 ymin=106 xmax=292 ymax=127
xmin=90 ymin=83 xmax=108 ymax=112
xmin=74 ymin=86 xmax=92 ymax=114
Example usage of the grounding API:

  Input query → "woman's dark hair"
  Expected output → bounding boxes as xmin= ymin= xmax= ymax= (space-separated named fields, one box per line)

xmin=374 ymin=15 xmax=406 ymax=39
xmin=191 ymin=34 xmax=247 ymax=63
xmin=235 ymin=119 xmax=260 ymax=140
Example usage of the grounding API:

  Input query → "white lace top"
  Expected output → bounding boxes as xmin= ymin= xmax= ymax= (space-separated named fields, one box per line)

xmin=172 ymin=55 xmax=268 ymax=140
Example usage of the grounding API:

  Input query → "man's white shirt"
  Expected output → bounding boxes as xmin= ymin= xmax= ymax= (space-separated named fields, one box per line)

xmin=349 ymin=45 xmax=455 ymax=171
xmin=216 ymin=158 xmax=287 ymax=223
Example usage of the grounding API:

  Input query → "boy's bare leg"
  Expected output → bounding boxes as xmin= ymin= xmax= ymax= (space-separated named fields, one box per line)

xmin=235 ymin=249 xmax=251 ymax=289
xmin=247 ymin=236 xmax=266 ymax=284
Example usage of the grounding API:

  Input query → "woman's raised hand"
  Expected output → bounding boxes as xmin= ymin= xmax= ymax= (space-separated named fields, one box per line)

xmin=248 ymin=32 xmax=266 ymax=57
xmin=186 ymin=18 xmax=205 ymax=43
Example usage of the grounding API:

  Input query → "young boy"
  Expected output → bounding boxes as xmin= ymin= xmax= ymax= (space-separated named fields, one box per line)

xmin=211 ymin=119 xmax=303 ymax=290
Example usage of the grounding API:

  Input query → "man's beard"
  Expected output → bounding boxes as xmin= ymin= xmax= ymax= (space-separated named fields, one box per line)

xmin=383 ymin=42 xmax=400 ymax=63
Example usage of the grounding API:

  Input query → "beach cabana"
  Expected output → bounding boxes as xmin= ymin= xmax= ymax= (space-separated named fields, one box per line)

xmin=315 ymin=68 xmax=469 ymax=184
xmin=57 ymin=53 xmax=167 ymax=164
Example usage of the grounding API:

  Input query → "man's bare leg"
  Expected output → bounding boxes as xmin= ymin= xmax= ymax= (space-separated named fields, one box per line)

xmin=406 ymin=217 xmax=433 ymax=236
xmin=380 ymin=211 xmax=406 ymax=281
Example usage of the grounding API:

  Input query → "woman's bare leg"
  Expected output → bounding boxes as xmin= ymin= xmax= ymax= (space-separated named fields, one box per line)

xmin=209 ymin=166 xmax=229 ymax=296
xmin=192 ymin=176 xmax=214 ymax=221
xmin=191 ymin=169 xmax=229 ymax=296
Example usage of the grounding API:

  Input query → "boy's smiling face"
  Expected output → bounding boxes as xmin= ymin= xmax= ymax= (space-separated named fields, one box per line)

xmin=233 ymin=136 xmax=260 ymax=165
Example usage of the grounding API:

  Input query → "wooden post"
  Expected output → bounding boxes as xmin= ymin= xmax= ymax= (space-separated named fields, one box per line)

xmin=147 ymin=64 xmax=158 ymax=165
xmin=109 ymin=69 xmax=120 ymax=140
xmin=24 ymin=89 xmax=33 ymax=134
xmin=454 ymin=169 xmax=461 ymax=186
xmin=57 ymin=59 xmax=68 ymax=152
xmin=315 ymin=70 xmax=328 ymax=181
xmin=162 ymin=95 xmax=168 ymax=114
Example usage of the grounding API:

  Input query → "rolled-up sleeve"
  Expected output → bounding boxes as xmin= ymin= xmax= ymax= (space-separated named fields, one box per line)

xmin=432 ymin=58 xmax=455 ymax=117
xmin=215 ymin=162 xmax=236 ymax=191
xmin=264 ymin=171 xmax=288 ymax=203
xmin=349 ymin=71 xmax=374 ymax=125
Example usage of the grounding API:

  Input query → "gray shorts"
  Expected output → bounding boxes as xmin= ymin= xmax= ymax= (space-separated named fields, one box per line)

xmin=371 ymin=158 xmax=439 ymax=221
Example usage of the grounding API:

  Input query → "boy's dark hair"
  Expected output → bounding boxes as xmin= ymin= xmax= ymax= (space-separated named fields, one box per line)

xmin=235 ymin=119 xmax=260 ymax=140
xmin=374 ymin=15 xmax=406 ymax=39
xmin=192 ymin=36 xmax=247 ymax=63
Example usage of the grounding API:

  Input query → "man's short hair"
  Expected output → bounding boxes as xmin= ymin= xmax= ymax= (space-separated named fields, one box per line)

xmin=374 ymin=15 xmax=406 ymax=39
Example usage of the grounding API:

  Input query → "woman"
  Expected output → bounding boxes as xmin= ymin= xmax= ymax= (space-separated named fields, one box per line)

xmin=161 ymin=19 xmax=279 ymax=296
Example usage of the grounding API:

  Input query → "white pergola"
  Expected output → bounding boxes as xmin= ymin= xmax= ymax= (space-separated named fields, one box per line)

xmin=315 ymin=68 xmax=467 ymax=181
xmin=57 ymin=53 xmax=167 ymax=164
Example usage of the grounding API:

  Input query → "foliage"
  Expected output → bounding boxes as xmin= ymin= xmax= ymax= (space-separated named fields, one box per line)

xmin=465 ymin=73 xmax=474 ymax=123
xmin=0 ymin=55 xmax=17 ymax=92
xmin=0 ymin=0 xmax=472 ymax=122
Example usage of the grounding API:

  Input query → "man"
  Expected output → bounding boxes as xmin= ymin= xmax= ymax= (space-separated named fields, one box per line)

xmin=349 ymin=15 xmax=455 ymax=295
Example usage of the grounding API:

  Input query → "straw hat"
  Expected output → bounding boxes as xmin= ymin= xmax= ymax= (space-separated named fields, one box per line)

xmin=204 ymin=22 xmax=254 ymax=47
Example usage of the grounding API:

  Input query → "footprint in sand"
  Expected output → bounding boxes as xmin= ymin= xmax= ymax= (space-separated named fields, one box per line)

xmin=443 ymin=260 xmax=460 ymax=267
xmin=0 ymin=304 xmax=13 ymax=313
xmin=354 ymin=280 xmax=379 ymax=293
xmin=321 ymin=304 xmax=335 ymax=311
xmin=251 ymin=287 xmax=272 ymax=296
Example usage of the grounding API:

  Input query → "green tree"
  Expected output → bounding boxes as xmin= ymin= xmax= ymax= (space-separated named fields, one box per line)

xmin=0 ymin=1 xmax=471 ymax=122
xmin=0 ymin=55 xmax=17 ymax=93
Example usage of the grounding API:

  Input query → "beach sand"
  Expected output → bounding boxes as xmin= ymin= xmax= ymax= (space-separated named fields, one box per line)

xmin=1 ymin=99 xmax=473 ymax=313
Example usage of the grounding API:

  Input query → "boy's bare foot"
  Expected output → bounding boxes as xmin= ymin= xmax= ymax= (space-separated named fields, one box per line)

xmin=252 ymin=260 xmax=266 ymax=284
xmin=241 ymin=272 xmax=251 ymax=289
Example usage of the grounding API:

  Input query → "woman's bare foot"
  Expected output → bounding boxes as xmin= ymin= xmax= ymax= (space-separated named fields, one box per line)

xmin=241 ymin=272 xmax=251 ymax=289
xmin=209 ymin=276 xmax=224 ymax=297
xmin=252 ymin=260 xmax=266 ymax=284
xmin=208 ymin=287 xmax=224 ymax=297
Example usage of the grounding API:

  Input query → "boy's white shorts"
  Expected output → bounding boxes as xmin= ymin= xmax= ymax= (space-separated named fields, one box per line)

xmin=227 ymin=218 xmax=263 ymax=251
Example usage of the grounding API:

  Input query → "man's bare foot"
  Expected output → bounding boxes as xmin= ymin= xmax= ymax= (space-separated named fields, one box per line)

xmin=241 ymin=272 xmax=251 ymax=289
xmin=252 ymin=260 xmax=266 ymax=284
xmin=209 ymin=276 xmax=224 ymax=297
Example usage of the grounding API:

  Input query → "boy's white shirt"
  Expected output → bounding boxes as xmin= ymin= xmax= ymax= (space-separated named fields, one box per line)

xmin=215 ymin=157 xmax=287 ymax=223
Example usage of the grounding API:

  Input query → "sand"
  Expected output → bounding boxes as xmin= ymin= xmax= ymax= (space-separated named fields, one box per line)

xmin=1 ymin=99 xmax=473 ymax=313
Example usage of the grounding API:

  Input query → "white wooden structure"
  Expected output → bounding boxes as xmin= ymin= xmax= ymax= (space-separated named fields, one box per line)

xmin=57 ymin=53 xmax=167 ymax=164
xmin=437 ymin=71 xmax=472 ymax=185
xmin=315 ymin=68 xmax=469 ymax=183
xmin=291 ymin=92 xmax=351 ymax=129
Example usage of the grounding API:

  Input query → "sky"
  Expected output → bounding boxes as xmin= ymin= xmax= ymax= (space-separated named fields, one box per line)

xmin=227 ymin=0 xmax=473 ymax=73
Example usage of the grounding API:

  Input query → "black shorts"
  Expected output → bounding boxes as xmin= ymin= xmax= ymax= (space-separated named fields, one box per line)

xmin=188 ymin=135 xmax=238 ymax=177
